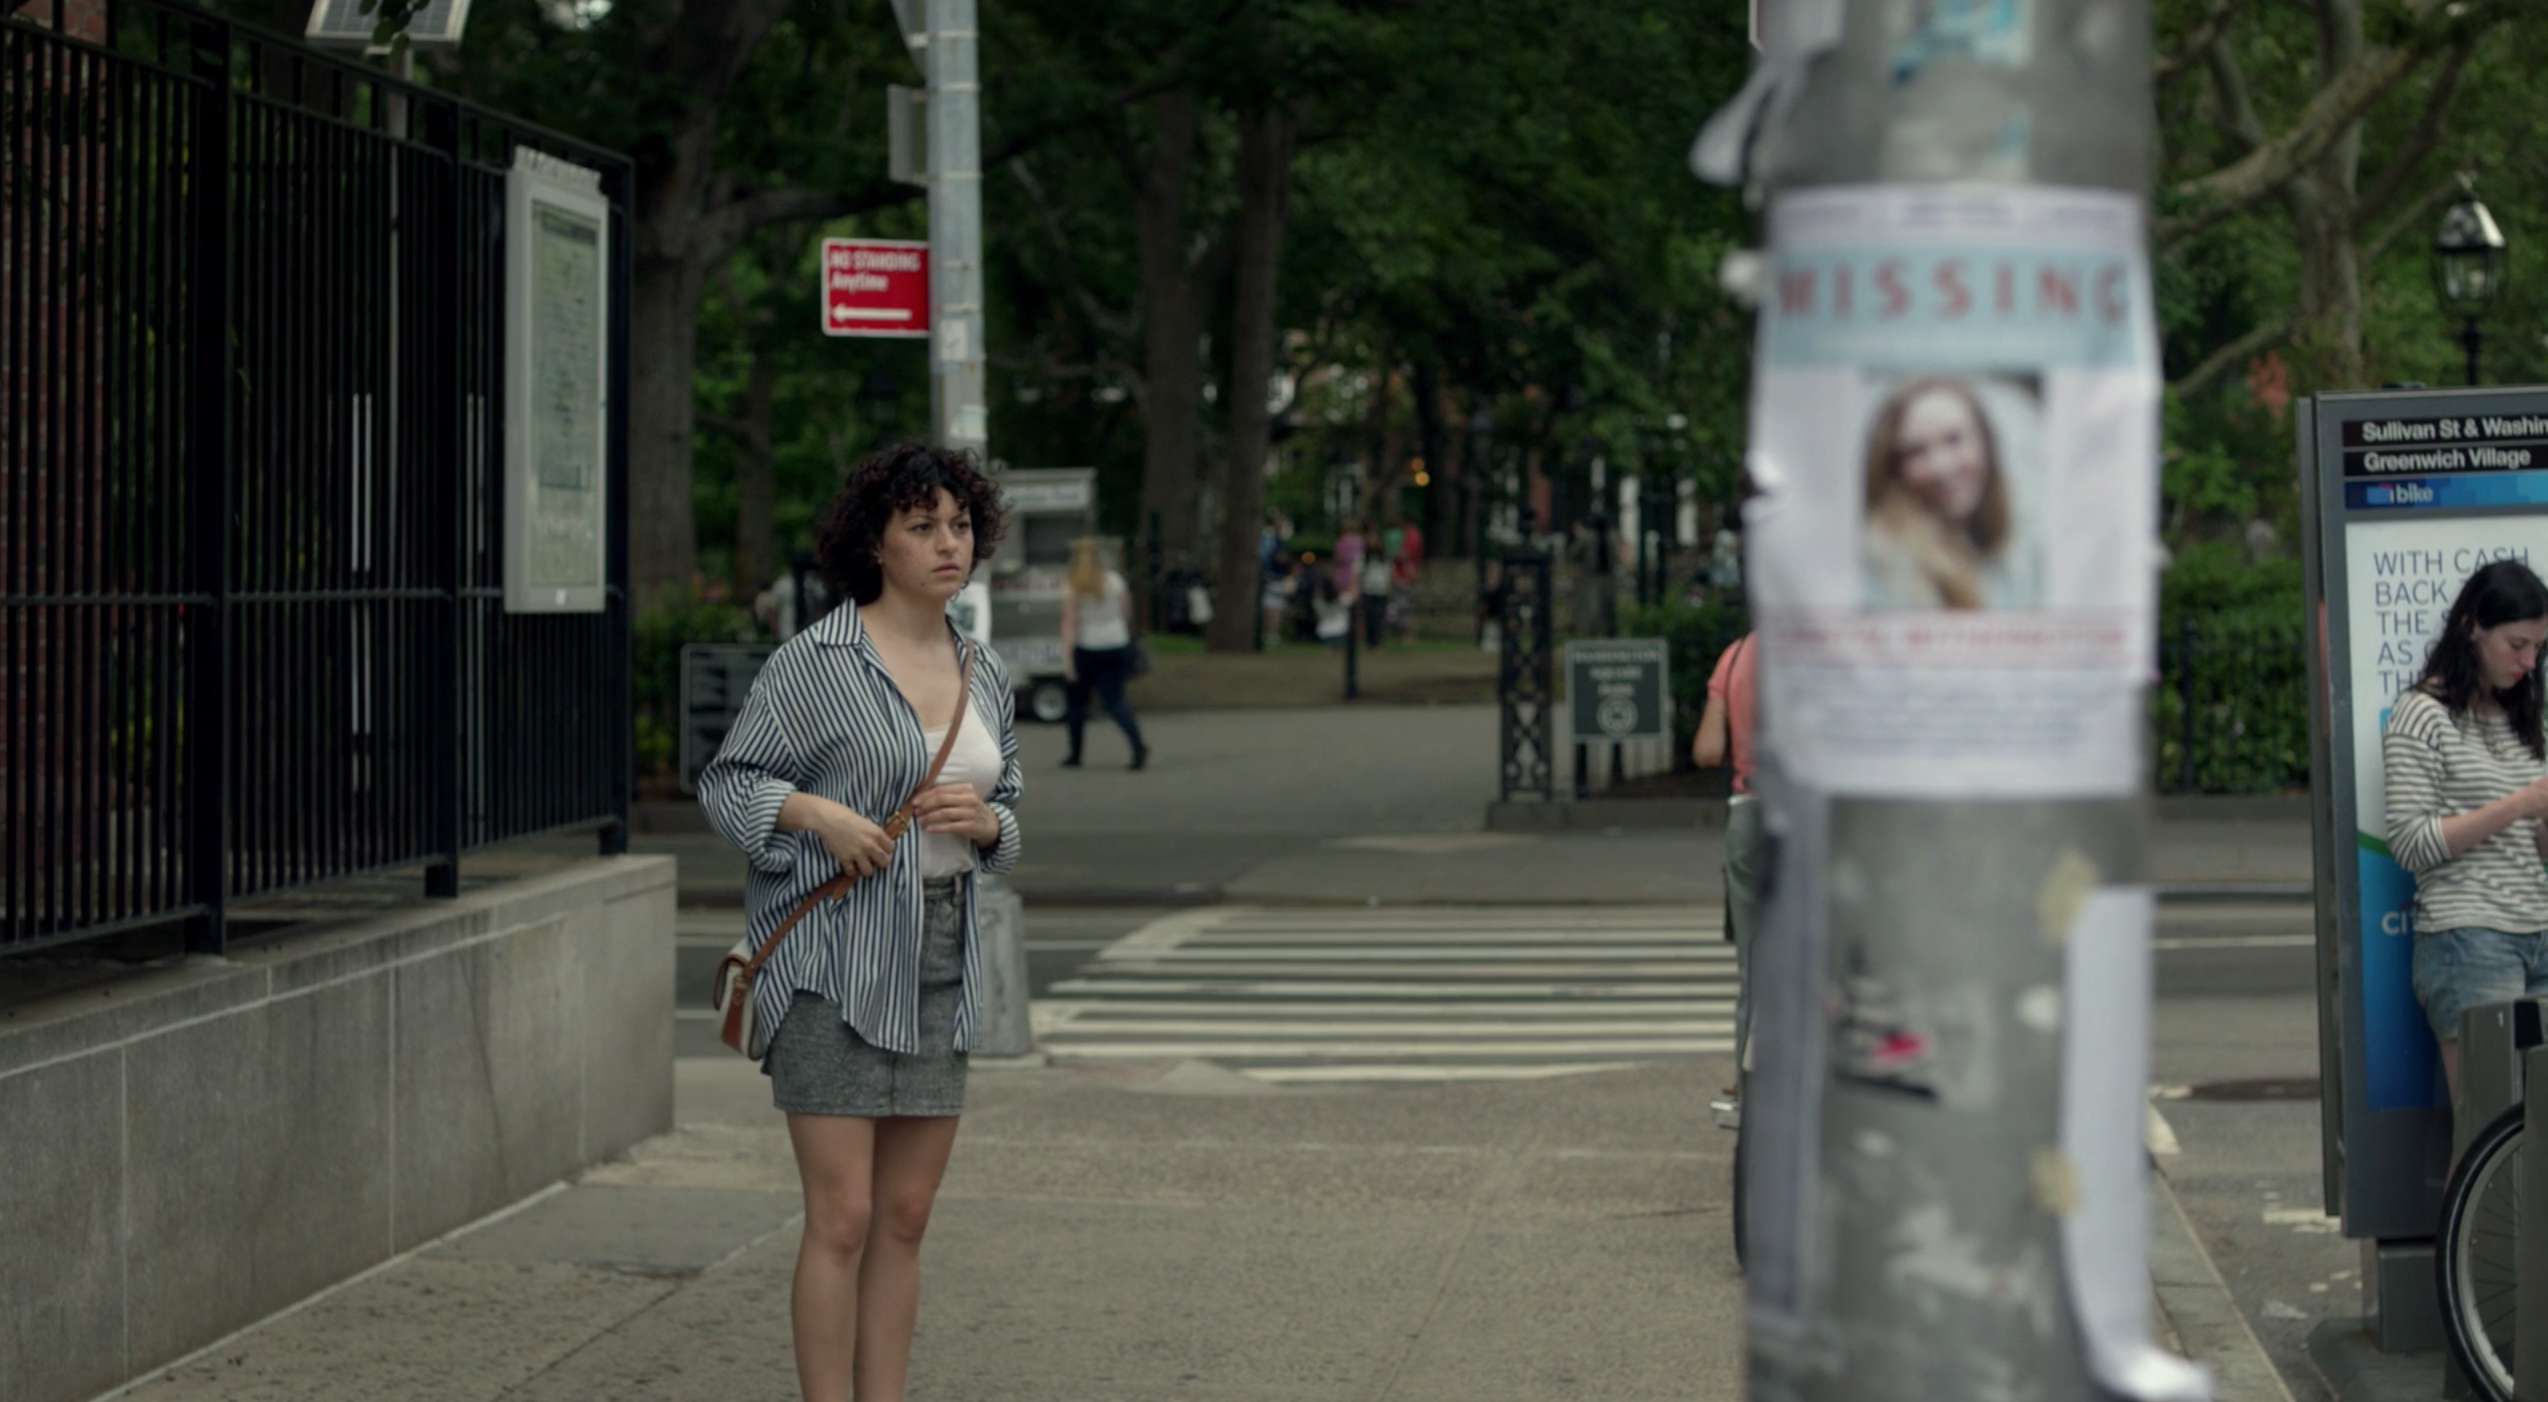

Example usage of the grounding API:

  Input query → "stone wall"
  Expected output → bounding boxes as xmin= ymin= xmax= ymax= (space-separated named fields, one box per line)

xmin=0 ymin=857 xmax=676 ymax=1402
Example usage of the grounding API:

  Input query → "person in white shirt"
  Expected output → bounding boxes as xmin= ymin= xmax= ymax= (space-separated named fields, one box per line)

xmin=1061 ymin=536 xmax=1149 ymax=770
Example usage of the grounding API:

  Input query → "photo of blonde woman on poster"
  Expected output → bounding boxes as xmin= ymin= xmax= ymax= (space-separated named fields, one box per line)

xmin=1860 ymin=374 xmax=2042 ymax=611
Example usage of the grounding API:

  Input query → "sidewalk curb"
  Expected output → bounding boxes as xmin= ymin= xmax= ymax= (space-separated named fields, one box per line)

xmin=2151 ymin=1167 xmax=2299 ymax=1402
xmin=2300 ymin=1320 xmax=2444 ymax=1402
xmin=673 ymin=882 xmax=2309 ymax=910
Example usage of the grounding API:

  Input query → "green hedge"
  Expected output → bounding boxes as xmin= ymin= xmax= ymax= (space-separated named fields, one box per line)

xmin=1616 ymin=589 xmax=2309 ymax=795
xmin=633 ymin=590 xmax=764 ymax=782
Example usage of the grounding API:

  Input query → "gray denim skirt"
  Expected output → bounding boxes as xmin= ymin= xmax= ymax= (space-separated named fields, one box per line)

xmin=764 ymin=876 xmax=969 ymax=1118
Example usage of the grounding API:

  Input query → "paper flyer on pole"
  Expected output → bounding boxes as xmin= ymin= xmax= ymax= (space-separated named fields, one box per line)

xmin=1744 ymin=186 xmax=2160 ymax=798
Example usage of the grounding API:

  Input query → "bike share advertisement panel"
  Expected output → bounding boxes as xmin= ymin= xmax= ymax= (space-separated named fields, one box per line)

xmin=1738 ymin=185 xmax=2187 ymax=1396
xmin=2303 ymin=388 xmax=2548 ymax=1237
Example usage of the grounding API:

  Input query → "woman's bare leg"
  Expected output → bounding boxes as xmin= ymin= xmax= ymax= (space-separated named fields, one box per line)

xmin=853 ymin=1115 xmax=963 ymax=1402
xmin=788 ymin=1113 xmax=878 ymax=1402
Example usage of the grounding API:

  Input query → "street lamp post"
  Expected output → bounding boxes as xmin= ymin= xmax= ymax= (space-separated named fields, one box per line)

xmin=2431 ymin=177 xmax=2510 ymax=386
xmin=1469 ymin=405 xmax=1495 ymax=640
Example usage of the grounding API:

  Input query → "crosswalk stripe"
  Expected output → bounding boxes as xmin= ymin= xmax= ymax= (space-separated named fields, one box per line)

xmin=1100 ymin=946 xmax=1734 ymax=963
xmin=1043 ymin=1019 xmax=1732 ymax=1037
xmin=1246 ymin=1062 xmax=1647 ymax=1084
xmin=1032 ymin=999 xmax=1722 ymax=1018
xmin=1047 ymin=978 xmax=1734 ymax=998
xmin=1120 ymin=929 xmax=1722 ymax=945
xmin=1085 ymin=960 xmax=1727 ymax=978
xmin=1048 ymin=1037 xmax=1732 ymax=1058
xmin=1038 ymin=904 xmax=1733 ymax=1085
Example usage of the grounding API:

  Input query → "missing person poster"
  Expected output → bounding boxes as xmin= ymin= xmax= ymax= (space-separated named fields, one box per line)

xmin=1743 ymin=186 xmax=2159 ymax=797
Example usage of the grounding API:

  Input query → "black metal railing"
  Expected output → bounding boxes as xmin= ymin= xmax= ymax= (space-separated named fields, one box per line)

xmin=1495 ymin=549 xmax=1555 ymax=801
xmin=3 ymin=0 xmax=633 ymax=956
xmin=2154 ymin=616 xmax=2308 ymax=795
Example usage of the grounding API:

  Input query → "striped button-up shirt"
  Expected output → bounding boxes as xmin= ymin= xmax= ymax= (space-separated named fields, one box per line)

xmin=697 ymin=604 xmax=1023 ymax=1058
xmin=2384 ymin=687 xmax=2548 ymax=936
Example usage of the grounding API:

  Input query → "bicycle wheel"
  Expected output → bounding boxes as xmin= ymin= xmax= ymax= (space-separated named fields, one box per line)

xmin=2436 ymin=1104 xmax=2523 ymax=1402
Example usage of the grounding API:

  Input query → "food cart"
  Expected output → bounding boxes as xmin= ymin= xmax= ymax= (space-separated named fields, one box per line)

xmin=988 ymin=467 xmax=1102 ymax=721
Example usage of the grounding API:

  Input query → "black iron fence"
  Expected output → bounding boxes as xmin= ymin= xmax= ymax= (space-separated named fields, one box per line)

xmin=2153 ymin=616 xmax=2309 ymax=795
xmin=3 ymin=0 xmax=633 ymax=956
xmin=1493 ymin=550 xmax=1555 ymax=801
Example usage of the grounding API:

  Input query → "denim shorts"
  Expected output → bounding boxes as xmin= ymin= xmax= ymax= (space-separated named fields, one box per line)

xmin=2411 ymin=926 xmax=2548 ymax=1043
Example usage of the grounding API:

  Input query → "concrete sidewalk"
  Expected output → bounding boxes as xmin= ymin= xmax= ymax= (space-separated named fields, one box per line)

xmin=103 ymin=1054 xmax=2294 ymax=1402
xmin=112 ymin=1057 xmax=1750 ymax=1402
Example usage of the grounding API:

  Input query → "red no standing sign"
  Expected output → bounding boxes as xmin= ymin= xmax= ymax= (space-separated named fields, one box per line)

xmin=821 ymin=238 xmax=930 ymax=339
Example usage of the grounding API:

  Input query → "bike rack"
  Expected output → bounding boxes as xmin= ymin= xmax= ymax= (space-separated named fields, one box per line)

xmin=2454 ymin=999 xmax=2542 ymax=1159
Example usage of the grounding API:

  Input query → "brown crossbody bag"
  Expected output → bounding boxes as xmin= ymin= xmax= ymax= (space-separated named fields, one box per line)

xmin=710 ymin=647 xmax=977 ymax=1057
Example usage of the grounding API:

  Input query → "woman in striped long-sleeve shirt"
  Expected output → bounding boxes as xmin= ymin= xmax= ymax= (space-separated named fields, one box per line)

xmin=698 ymin=443 xmax=1022 ymax=1402
xmin=2382 ymin=559 xmax=2548 ymax=1095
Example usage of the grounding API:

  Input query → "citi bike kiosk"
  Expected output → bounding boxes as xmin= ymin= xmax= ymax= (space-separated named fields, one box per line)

xmin=2300 ymin=385 xmax=2548 ymax=1351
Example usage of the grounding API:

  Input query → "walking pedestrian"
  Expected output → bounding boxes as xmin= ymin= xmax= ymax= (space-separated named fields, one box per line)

xmin=1358 ymin=525 xmax=1396 ymax=648
xmin=1390 ymin=511 xmax=1426 ymax=642
xmin=1693 ymin=631 xmax=1761 ymax=1098
xmin=1259 ymin=511 xmax=1292 ymax=646
xmin=1061 ymin=535 xmax=1149 ymax=770
xmin=2382 ymin=559 xmax=2548 ymax=1096
xmin=695 ymin=443 xmax=1023 ymax=1402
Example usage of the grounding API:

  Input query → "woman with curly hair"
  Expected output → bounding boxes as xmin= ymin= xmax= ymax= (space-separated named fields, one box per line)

xmin=697 ymin=443 xmax=1022 ymax=1402
xmin=2383 ymin=559 xmax=2548 ymax=1095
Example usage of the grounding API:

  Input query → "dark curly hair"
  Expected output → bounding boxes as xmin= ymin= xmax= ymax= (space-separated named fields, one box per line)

xmin=813 ymin=443 xmax=1006 ymax=605
xmin=2418 ymin=558 xmax=2548 ymax=759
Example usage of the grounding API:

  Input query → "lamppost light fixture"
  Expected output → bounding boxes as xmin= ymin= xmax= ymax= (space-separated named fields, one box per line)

xmin=2432 ymin=181 xmax=2509 ymax=321
xmin=2430 ymin=175 xmax=2510 ymax=384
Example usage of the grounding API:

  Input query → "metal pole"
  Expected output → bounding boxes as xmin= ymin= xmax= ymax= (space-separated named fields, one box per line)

xmin=2178 ymin=617 xmax=2197 ymax=793
xmin=184 ymin=10 xmax=235 ymax=956
xmin=926 ymin=0 xmax=986 ymax=458
xmin=1716 ymin=1 xmax=2173 ymax=1399
xmin=1344 ymin=591 xmax=1360 ymax=700
xmin=2463 ymin=319 xmax=2482 ymax=387
xmin=923 ymin=0 xmax=1030 ymax=1057
xmin=2521 ymin=1042 xmax=2548 ymax=1402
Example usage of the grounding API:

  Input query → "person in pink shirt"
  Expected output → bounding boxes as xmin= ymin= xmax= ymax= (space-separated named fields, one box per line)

xmin=1693 ymin=632 xmax=1760 ymax=1096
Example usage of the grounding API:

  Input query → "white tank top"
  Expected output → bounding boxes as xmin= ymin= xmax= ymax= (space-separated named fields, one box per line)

xmin=918 ymin=699 xmax=1003 ymax=877
xmin=1075 ymin=571 xmax=1132 ymax=650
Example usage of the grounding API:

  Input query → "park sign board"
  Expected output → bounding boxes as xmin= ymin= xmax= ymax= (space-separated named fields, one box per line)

xmin=1564 ymin=638 xmax=1669 ymax=743
xmin=502 ymin=147 xmax=611 ymax=614
xmin=2301 ymin=385 xmax=2548 ymax=1241
xmin=679 ymin=644 xmax=776 ymax=795
xmin=821 ymin=238 xmax=929 ymax=339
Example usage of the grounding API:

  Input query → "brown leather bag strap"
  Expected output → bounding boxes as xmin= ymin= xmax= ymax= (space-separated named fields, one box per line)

xmin=739 ymin=644 xmax=980 ymax=985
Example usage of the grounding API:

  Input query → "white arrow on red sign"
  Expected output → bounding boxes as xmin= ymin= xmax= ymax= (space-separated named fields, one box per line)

xmin=821 ymin=238 xmax=930 ymax=340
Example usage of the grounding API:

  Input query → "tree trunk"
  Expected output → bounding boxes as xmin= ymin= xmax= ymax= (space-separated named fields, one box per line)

xmin=2287 ymin=0 xmax=2366 ymax=388
xmin=1358 ymin=366 xmax=1404 ymax=528
xmin=1208 ymin=107 xmax=1294 ymax=652
xmin=729 ymin=348 xmax=779 ymax=597
xmin=628 ymin=251 xmax=705 ymax=607
xmin=1411 ymin=361 xmax=1455 ymax=555
xmin=1134 ymin=89 xmax=1204 ymax=580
